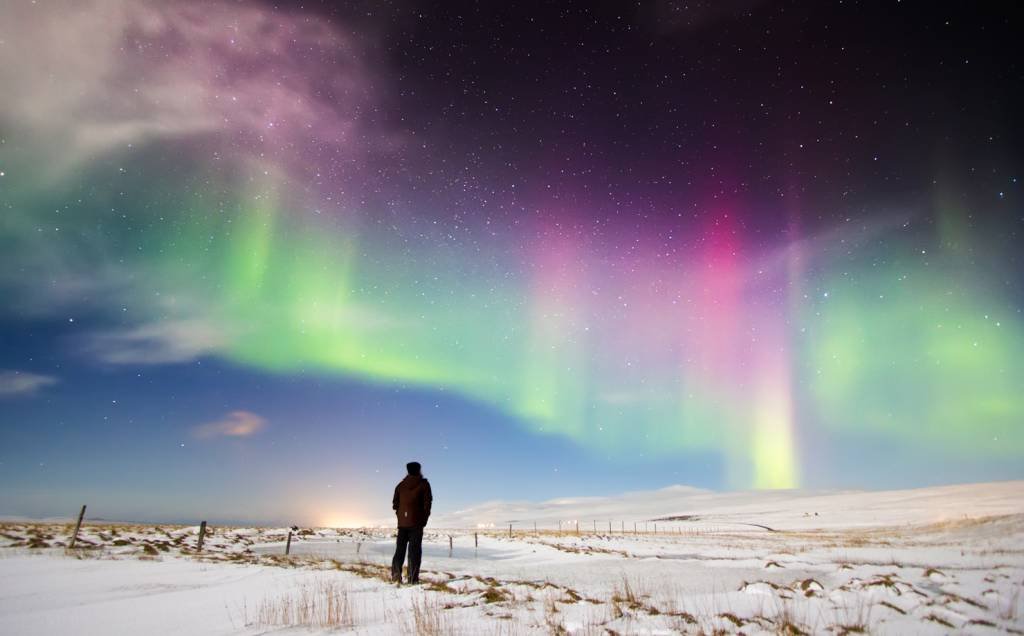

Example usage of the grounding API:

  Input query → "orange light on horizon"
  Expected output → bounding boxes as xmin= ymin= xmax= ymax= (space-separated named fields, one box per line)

xmin=317 ymin=510 xmax=374 ymax=528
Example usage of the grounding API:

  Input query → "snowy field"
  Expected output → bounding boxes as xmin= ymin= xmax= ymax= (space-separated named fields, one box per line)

xmin=1 ymin=481 xmax=1023 ymax=634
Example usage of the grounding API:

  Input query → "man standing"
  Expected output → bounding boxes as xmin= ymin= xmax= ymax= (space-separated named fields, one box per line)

xmin=391 ymin=461 xmax=432 ymax=584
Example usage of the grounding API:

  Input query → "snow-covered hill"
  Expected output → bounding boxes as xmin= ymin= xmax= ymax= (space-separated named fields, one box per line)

xmin=434 ymin=479 xmax=1024 ymax=530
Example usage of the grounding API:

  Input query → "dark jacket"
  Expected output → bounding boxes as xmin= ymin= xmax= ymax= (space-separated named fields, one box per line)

xmin=393 ymin=474 xmax=432 ymax=528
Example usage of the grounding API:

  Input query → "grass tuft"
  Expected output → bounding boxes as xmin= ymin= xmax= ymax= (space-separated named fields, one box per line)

xmin=482 ymin=587 xmax=509 ymax=604
xmin=245 ymin=578 xmax=352 ymax=629
xmin=410 ymin=597 xmax=448 ymax=635
xmin=922 ymin=613 xmax=955 ymax=628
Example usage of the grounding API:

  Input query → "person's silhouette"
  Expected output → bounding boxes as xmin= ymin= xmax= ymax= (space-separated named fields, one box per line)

xmin=391 ymin=461 xmax=432 ymax=584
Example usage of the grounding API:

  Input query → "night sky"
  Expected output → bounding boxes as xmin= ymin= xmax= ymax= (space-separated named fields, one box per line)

xmin=1 ymin=1 xmax=1021 ymax=526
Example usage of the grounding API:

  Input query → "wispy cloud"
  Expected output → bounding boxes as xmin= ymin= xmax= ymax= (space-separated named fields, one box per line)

xmin=0 ymin=0 xmax=377 ymax=182
xmin=0 ymin=370 xmax=58 ymax=397
xmin=193 ymin=410 xmax=267 ymax=439
xmin=84 ymin=319 xmax=228 ymax=365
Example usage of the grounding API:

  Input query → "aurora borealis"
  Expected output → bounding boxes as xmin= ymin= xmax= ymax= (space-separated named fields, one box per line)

xmin=1 ymin=0 xmax=1021 ymax=525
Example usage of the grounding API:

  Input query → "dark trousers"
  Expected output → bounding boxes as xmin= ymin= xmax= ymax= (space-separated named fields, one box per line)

xmin=391 ymin=526 xmax=423 ymax=582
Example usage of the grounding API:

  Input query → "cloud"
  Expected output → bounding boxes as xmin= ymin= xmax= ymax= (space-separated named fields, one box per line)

xmin=84 ymin=318 xmax=229 ymax=365
xmin=193 ymin=410 xmax=267 ymax=439
xmin=0 ymin=370 xmax=58 ymax=397
xmin=0 ymin=0 xmax=379 ymax=182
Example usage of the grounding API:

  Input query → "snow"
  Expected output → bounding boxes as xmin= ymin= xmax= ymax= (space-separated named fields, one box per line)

xmin=1 ymin=480 xmax=1023 ymax=634
xmin=434 ymin=480 xmax=1024 ymax=531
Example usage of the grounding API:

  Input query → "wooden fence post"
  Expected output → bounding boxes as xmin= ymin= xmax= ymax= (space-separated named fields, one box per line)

xmin=474 ymin=532 xmax=478 ymax=548
xmin=508 ymin=523 xmax=512 ymax=538
xmin=558 ymin=520 xmax=561 ymax=533
xmin=621 ymin=520 xmax=624 ymax=534
xmin=575 ymin=520 xmax=579 ymax=535
xmin=608 ymin=520 xmax=612 ymax=533
xmin=654 ymin=523 xmax=657 ymax=534
xmin=448 ymin=535 xmax=453 ymax=552
xmin=285 ymin=530 xmax=293 ymax=556
xmin=197 ymin=521 xmax=207 ymax=551
xmin=634 ymin=522 xmax=637 ymax=535
xmin=68 ymin=505 xmax=87 ymax=548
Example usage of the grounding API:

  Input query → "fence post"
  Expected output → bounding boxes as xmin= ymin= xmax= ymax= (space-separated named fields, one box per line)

xmin=475 ymin=532 xmax=478 ymax=548
xmin=575 ymin=521 xmax=579 ymax=535
xmin=197 ymin=521 xmax=207 ymax=551
xmin=534 ymin=521 xmax=537 ymax=534
xmin=621 ymin=520 xmax=624 ymax=534
xmin=608 ymin=520 xmax=611 ymax=533
xmin=558 ymin=520 xmax=561 ymax=533
xmin=654 ymin=523 xmax=657 ymax=535
xmin=448 ymin=535 xmax=453 ymax=552
xmin=508 ymin=523 xmax=512 ymax=538
xmin=68 ymin=505 xmax=87 ymax=548
xmin=285 ymin=530 xmax=293 ymax=555
xmin=634 ymin=522 xmax=637 ymax=535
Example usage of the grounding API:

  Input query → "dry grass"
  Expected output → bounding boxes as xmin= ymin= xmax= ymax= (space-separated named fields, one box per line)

xmin=830 ymin=595 xmax=875 ymax=634
xmin=64 ymin=547 xmax=111 ymax=560
xmin=409 ymin=596 xmax=449 ymax=635
xmin=611 ymin=574 xmax=644 ymax=609
xmin=244 ymin=578 xmax=352 ymax=629
xmin=922 ymin=612 xmax=955 ymax=628
xmin=353 ymin=559 xmax=395 ymax=583
xmin=651 ymin=583 xmax=698 ymax=626
xmin=426 ymin=580 xmax=458 ymax=594
xmin=482 ymin=587 xmax=510 ymax=604
xmin=1000 ymin=580 xmax=1022 ymax=621
xmin=917 ymin=514 xmax=1012 ymax=534
xmin=878 ymin=600 xmax=906 ymax=615
xmin=772 ymin=606 xmax=809 ymax=635
xmin=544 ymin=595 xmax=567 ymax=634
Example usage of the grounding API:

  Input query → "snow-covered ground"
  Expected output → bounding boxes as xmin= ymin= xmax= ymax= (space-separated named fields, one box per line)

xmin=1 ymin=481 xmax=1023 ymax=634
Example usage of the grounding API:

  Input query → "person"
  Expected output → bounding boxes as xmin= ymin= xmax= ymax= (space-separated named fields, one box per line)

xmin=391 ymin=461 xmax=432 ymax=584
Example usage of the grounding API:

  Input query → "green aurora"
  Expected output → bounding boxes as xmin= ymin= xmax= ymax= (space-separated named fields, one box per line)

xmin=4 ymin=161 xmax=1021 ymax=488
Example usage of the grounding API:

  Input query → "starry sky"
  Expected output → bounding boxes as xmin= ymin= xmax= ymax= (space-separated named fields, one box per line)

xmin=0 ymin=0 xmax=1021 ymax=526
